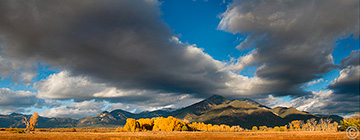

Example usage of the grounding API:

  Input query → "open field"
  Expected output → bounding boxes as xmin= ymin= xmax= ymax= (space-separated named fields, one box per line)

xmin=0 ymin=131 xmax=353 ymax=140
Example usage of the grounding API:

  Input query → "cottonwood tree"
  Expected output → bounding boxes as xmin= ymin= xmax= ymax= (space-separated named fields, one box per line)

xmin=291 ymin=120 xmax=300 ymax=130
xmin=324 ymin=118 xmax=332 ymax=131
xmin=123 ymin=118 xmax=139 ymax=131
xmin=309 ymin=118 xmax=317 ymax=131
xmin=288 ymin=122 xmax=293 ymax=131
xmin=22 ymin=112 xmax=39 ymax=133
xmin=341 ymin=113 xmax=360 ymax=130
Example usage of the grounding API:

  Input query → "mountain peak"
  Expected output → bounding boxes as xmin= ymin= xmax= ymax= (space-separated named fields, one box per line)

xmin=110 ymin=109 xmax=128 ymax=113
xmin=101 ymin=111 xmax=109 ymax=114
xmin=10 ymin=112 xmax=23 ymax=116
xmin=206 ymin=94 xmax=226 ymax=100
xmin=204 ymin=94 xmax=229 ymax=105
xmin=95 ymin=111 xmax=110 ymax=118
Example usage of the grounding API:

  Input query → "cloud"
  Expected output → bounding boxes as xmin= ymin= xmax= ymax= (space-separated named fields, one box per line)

xmin=39 ymin=95 xmax=204 ymax=118
xmin=328 ymin=49 xmax=359 ymax=96
xmin=39 ymin=100 xmax=108 ymax=118
xmin=0 ymin=88 xmax=38 ymax=108
xmin=1 ymin=0 xmax=285 ymax=101
xmin=0 ymin=88 xmax=59 ymax=113
xmin=329 ymin=65 xmax=360 ymax=94
xmin=290 ymin=90 xmax=333 ymax=113
xmin=0 ymin=0 xmax=358 ymax=116
xmin=35 ymin=70 xmax=205 ymax=105
xmin=340 ymin=50 xmax=360 ymax=68
xmin=35 ymin=70 xmax=206 ymax=114
xmin=259 ymin=90 xmax=359 ymax=115
xmin=105 ymin=94 xmax=203 ymax=113
xmin=262 ymin=50 xmax=360 ymax=115
xmin=0 ymin=0 xmax=233 ymax=99
xmin=35 ymin=71 xmax=131 ymax=101
xmin=306 ymin=78 xmax=324 ymax=87
xmin=0 ymin=56 xmax=37 ymax=84
xmin=325 ymin=50 xmax=360 ymax=114
xmin=219 ymin=0 xmax=359 ymax=96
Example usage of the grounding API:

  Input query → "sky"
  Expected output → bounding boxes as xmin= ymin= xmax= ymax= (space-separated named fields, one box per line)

xmin=0 ymin=0 xmax=359 ymax=119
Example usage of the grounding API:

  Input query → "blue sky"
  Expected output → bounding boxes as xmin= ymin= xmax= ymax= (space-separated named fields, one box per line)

xmin=0 ymin=0 xmax=359 ymax=118
xmin=160 ymin=0 xmax=244 ymax=61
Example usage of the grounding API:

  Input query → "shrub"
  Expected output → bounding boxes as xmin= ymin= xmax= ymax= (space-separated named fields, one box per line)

xmin=259 ymin=126 xmax=268 ymax=131
xmin=280 ymin=126 xmax=286 ymax=132
xmin=9 ymin=128 xmax=25 ymax=133
xmin=181 ymin=125 xmax=189 ymax=131
xmin=252 ymin=126 xmax=258 ymax=131
xmin=116 ymin=127 xmax=122 ymax=132
xmin=70 ymin=127 xmax=76 ymax=132
xmin=273 ymin=126 xmax=280 ymax=131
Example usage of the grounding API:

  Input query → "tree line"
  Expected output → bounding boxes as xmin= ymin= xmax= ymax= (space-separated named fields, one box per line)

xmin=252 ymin=118 xmax=338 ymax=132
xmin=120 ymin=116 xmax=355 ymax=132
xmin=120 ymin=116 xmax=243 ymax=132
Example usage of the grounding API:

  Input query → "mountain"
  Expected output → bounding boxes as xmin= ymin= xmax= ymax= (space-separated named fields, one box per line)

xmin=174 ymin=99 xmax=284 ymax=128
xmin=271 ymin=107 xmax=311 ymax=118
xmin=270 ymin=107 xmax=343 ymax=124
xmin=171 ymin=94 xmax=230 ymax=118
xmin=0 ymin=95 xmax=343 ymax=129
xmin=316 ymin=114 xmax=343 ymax=123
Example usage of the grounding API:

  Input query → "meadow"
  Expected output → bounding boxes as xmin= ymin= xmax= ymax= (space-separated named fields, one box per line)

xmin=0 ymin=131 xmax=351 ymax=140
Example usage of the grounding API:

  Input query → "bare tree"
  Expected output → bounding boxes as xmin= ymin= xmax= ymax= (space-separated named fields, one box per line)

xmin=319 ymin=118 xmax=325 ymax=131
xmin=22 ymin=112 xmax=39 ymax=133
xmin=288 ymin=122 xmax=293 ymax=131
xmin=309 ymin=118 xmax=317 ymax=131
xmin=298 ymin=120 xmax=304 ymax=131
xmin=304 ymin=121 xmax=311 ymax=131
xmin=325 ymin=118 xmax=332 ymax=131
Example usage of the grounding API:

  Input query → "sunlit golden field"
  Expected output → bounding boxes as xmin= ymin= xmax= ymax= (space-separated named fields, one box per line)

xmin=0 ymin=131 xmax=352 ymax=140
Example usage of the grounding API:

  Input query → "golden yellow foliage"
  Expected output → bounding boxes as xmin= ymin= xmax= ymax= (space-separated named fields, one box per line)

xmin=123 ymin=118 xmax=139 ymax=131
xmin=123 ymin=116 xmax=190 ymax=132
xmin=29 ymin=112 xmax=39 ymax=131
xmin=291 ymin=120 xmax=300 ymax=130
xmin=341 ymin=113 xmax=360 ymax=130
xmin=252 ymin=126 xmax=258 ymax=131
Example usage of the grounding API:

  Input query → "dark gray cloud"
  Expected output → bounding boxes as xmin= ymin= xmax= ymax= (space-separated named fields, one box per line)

xmin=329 ymin=50 xmax=359 ymax=95
xmin=0 ymin=0 xmax=231 ymax=99
xmin=0 ymin=56 xmax=37 ymax=84
xmin=257 ymin=50 xmax=359 ymax=115
xmin=219 ymin=0 xmax=359 ymax=97
xmin=0 ymin=88 xmax=38 ymax=107
xmin=340 ymin=50 xmax=360 ymax=68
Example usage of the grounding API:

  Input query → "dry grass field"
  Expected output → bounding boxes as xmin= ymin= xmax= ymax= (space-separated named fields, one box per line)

xmin=0 ymin=131 xmax=353 ymax=140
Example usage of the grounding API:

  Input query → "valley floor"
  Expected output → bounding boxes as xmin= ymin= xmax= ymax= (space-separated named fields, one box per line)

xmin=0 ymin=131 xmax=351 ymax=140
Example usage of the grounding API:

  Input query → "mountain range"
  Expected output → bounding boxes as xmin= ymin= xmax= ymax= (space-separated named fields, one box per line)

xmin=0 ymin=95 xmax=343 ymax=129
